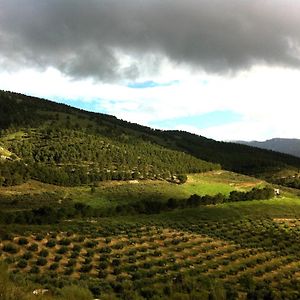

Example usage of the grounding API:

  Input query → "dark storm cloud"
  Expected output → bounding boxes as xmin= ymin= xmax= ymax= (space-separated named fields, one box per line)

xmin=1 ymin=0 xmax=300 ymax=81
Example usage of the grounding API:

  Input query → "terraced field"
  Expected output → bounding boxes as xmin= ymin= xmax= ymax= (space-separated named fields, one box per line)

xmin=2 ymin=211 xmax=300 ymax=299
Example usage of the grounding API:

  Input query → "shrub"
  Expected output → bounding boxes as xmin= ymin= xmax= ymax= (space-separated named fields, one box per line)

xmin=113 ymin=267 xmax=121 ymax=275
xmin=35 ymin=234 xmax=44 ymax=241
xmin=80 ymin=264 xmax=93 ymax=273
xmin=105 ymin=237 xmax=111 ymax=244
xmin=49 ymin=263 xmax=59 ymax=270
xmin=72 ymin=244 xmax=82 ymax=252
xmin=64 ymin=267 xmax=74 ymax=275
xmin=70 ymin=251 xmax=79 ymax=258
xmin=112 ymin=259 xmax=121 ymax=267
xmin=54 ymin=255 xmax=63 ymax=262
xmin=36 ymin=257 xmax=47 ymax=266
xmin=28 ymin=243 xmax=38 ymax=251
xmin=66 ymin=259 xmax=76 ymax=267
xmin=83 ymin=257 xmax=92 ymax=265
xmin=57 ymin=246 xmax=68 ymax=254
xmin=58 ymin=238 xmax=71 ymax=246
xmin=98 ymin=270 xmax=108 ymax=279
xmin=16 ymin=259 xmax=28 ymax=269
xmin=85 ymin=250 xmax=95 ymax=257
xmin=112 ymin=242 xmax=124 ymax=250
xmin=46 ymin=239 xmax=56 ymax=248
xmin=39 ymin=249 xmax=49 ymax=257
xmin=22 ymin=251 xmax=33 ymax=260
xmin=18 ymin=237 xmax=29 ymax=245
xmin=128 ymin=257 xmax=136 ymax=264
xmin=99 ymin=246 xmax=112 ymax=254
xmin=84 ymin=240 xmax=97 ymax=248
xmin=2 ymin=243 xmax=19 ymax=254
xmin=99 ymin=261 xmax=109 ymax=269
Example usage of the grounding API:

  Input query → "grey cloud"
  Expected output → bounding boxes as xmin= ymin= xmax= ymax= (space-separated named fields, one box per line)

xmin=1 ymin=0 xmax=300 ymax=81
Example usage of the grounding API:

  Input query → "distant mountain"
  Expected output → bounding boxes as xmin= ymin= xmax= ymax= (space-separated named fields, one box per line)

xmin=236 ymin=138 xmax=300 ymax=158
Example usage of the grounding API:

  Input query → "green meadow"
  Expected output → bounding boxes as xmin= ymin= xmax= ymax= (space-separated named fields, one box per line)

xmin=68 ymin=171 xmax=264 ymax=208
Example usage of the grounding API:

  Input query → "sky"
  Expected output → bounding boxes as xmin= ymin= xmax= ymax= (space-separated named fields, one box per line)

xmin=0 ymin=0 xmax=300 ymax=141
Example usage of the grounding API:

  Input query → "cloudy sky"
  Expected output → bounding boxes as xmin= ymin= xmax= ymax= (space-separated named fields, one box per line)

xmin=0 ymin=0 xmax=300 ymax=141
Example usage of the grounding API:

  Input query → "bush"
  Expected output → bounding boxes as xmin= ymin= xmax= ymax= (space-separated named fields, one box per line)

xmin=16 ymin=259 xmax=28 ymax=269
xmin=22 ymin=251 xmax=33 ymax=260
xmin=64 ymin=267 xmax=74 ymax=275
xmin=2 ymin=243 xmax=19 ymax=254
xmin=99 ymin=246 xmax=112 ymax=254
xmin=98 ymin=270 xmax=108 ymax=279
xmin=36 ymin=257 xmax=47 ymax=266
xmin=28 ymin=243 xmax=38 ymax=251
xmin=84 ymin=240 xmax=97 ymax=248
xmin=49 ymin=262 xmax=59 ymax=270
xmin=66 ymin=259 xmax=76 ymax=267
xmin=99 ymin=261 xmax=109 ymax=269
xmin=18 ymin=237 xmax=29 ymax=245
xmin=112 ymin=259 xmax=121 ymax=267
xmin=39 ymin=249 xmax=49 ymax=257
xmin=57 ymin=246 xmax=68 ymax=254
xmin=70 ymin=251 xmax=79 ymax=258
xmin=35 ymin=234 xmax=44 ymax=241
xmin=72 ymin=244 xmax=82 ymax=252
xmin=85 ymin=250 xmax=95 ymax=257
xmin=58 ymin=238 xmax=71 ymax=246
xmin=177 ymin=174 xmax=188 ymax=184
xmin=80 ymin=264 xmax=93 ymax=273
xmin=46 ymin=239 xmax=56 ymax=248
xmin=54 ymin=255 xmax=63 ymax=262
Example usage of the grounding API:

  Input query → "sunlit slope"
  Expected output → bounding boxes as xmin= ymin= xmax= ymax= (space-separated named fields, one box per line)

xmin=1 ymin=90 xmax=300 ymax=183
xmin=0 ymin=170 xmax=265 ymax=209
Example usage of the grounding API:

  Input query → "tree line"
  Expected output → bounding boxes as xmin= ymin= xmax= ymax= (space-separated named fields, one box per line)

xmin=0 ymin=187 xmax=274 ymax=224
xmin=114 ymin=186 xmax=274 ymax=215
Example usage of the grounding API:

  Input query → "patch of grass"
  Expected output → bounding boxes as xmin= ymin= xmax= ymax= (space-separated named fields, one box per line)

xmin=0 ymin=171 xmax=266 ymax=210
xmin=71 ymin=171 xmax=265 ymax=208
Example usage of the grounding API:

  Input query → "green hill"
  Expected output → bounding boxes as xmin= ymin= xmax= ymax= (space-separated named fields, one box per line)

xmin=0 ymin=90 xmax=219 ymax=187
xmin=1 ymin=90 xmax=300 ymax=188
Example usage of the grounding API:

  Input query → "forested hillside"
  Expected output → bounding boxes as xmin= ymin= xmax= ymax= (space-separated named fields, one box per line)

xmin=0 ymin=90 xmax=217 ymax=186
xmin=162 ymin=131 xmax=300 ymax=175
xmin=1 ymin=90 xmax=300 ymax=187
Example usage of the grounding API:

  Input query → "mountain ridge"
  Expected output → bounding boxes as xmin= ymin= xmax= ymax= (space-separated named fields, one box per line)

xmin=236 ymin=138 xmax=300 ymax=158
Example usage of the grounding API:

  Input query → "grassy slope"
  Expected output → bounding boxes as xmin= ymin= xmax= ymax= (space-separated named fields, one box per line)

xmin=62 ymin=171 xmax=265 ymax=208
xmin=0 ymin=171 xmax=264 ymax=209
xmin=158 ymin=196 xmax=300 ymax=222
